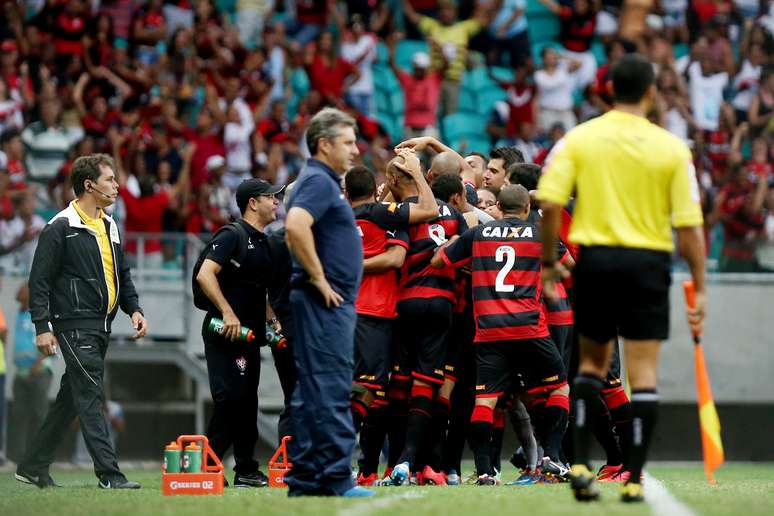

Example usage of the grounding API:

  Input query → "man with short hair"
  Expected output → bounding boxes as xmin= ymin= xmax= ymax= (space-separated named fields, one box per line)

xmin=538 ymin=54 xmax=706 ymax=503
xmin=18 ymin=154 xmax=147 ymax=489
xmin=284 ymin=107 xmax=372 ymax=497
xmin=483 ymin=146 xmax=524 ymax=193
xmin=196 ymin=178 xmax=284 ymax=488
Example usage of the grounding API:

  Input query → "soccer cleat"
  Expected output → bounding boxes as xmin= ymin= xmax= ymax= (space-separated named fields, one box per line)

xmin=446 ymin=470 xmax=460 ymax=485
xmin=493 ymin=467 xmax=502 ymax=484
xmin=234 ymin=470 xmax=269 ymax=487
xmin=357 ymin=472 xmax=380 ymax=486
xmin=343 ymin=486 xmax=375 ymax=497
xmin=98 ymin=477 xmax=141 ymax=489
xmin=620 ymin=482 xmax=645 ymax=503
xmin=421 ymin=465 xmax=447 ymax=485
xmin=597 ymin=464 xmax=623 ymax=482
xmin=15 ymin=468 xmax=60 ymax=489
xmin=476 ymin=474 xmax=498 ymax=486
xmin=569 ymin=465 xmax=600 ymax=502
xmin=464 ymin=471 xmax=479 ymax=485
xmin=507 ymin=468 xmax=540 ymax=486
xmin=390 ymin=462 xmax=410 ymax=486
xmin=541 ymin=457 xmax=570 ymax=480
xmin=411 ymin=472 xmax=420 ymax=485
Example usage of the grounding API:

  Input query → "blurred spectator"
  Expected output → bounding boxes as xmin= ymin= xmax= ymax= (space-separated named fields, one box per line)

xmin=687 ymin=47 xmax=730 ymax=132
xmin=0 ymin=77 xmax=24 ymax=134
xmin=403 ymin=0 xmax=489 ymax=116
xmin=488 ymin=64 xmax=538 ymax=142
xmin=21 ymin=98 xmax=84 ymax=180
xmin=286 ymin=0 xmax=331 ymax=45
xmin=0 ymin=129 xmax=29 ymax=191
xmin=715 ymin=152 xmax=769 ymax=272
xmin=389 ymin=42 xmax=443 ymax=138
xmin=538 ymin=0 xmax=599 ymax=89
xmin=588 ymin=38 xmax=628 ymax=114
xmin=485 ymin=0 xmax=531 ymax=68
xmin=339 ymin=14 xmax=378 ymax=117
xmin=535 ymin=47 xmax=581 ymax=132
xmin=660 ymin=0 xmax=690 ymax=42
xmin=757 ymin=180 xmax=774 ymax=271
xmin=305 ymin=31 xmax=360 ymax=107
xmin=0 ymin=191 xmax=44 ymax=274
xmin=237 ymin=0 xmax=275 ymax=49
xmin=7 ymin=284 xmax=53 ymax=463
xmin=748 ymin=65 xmax=774 ymax=137
xmin=47 ymin=137 xmax=95 ymax=210
xmin=199 ymin=154 xmax=236 ymax=232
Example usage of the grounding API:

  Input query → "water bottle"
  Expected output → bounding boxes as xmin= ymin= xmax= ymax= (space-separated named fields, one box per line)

xmin=164 ymin=441 xmax=181 ymax=473
xmin=265 ymin=322 xmax=287 ymax=350
xmin=182 ymin=443 xmax=202 ymax=473
xmin=208 ymin=317 xmax=255 ymax=342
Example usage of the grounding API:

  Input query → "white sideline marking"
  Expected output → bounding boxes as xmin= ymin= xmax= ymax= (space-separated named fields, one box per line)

xmin=338 ymin=491 xmax=426 ymax=516
xmin=644 ymin=472 xmax=697 ymax=516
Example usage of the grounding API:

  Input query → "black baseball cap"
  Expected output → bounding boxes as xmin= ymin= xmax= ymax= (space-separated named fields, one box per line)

xmin=236 ymin=179 xmax=285 ymax=213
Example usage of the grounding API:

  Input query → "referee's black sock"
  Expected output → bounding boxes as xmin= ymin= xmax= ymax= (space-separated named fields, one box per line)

xmin=397 ymin=383 xmax=434 ymax=466
xmin=572 ymin=373 xmax=606 ymax=469
xmin=626 ymin=389 xmax=659 ymax=484
xmin=351 ymin=398 xmax=369 ymax=434
xmin=470 ymin=405 xmax=494 ymax=477
xmin=358 ymin=401 xmax=388 ymax=476
xmin=489 ymin=408 xmax=505 ymax=473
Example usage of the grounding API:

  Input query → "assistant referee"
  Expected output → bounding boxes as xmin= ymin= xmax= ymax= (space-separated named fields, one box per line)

xmin=537 ymin=54 xmax=706 ymax=503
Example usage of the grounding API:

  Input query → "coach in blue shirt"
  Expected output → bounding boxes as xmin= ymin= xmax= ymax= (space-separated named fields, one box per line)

xmin=284 ymin=108 xmax=370 ymax=497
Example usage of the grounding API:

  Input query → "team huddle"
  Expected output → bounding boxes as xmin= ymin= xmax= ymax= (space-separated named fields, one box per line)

xmin=343 ymin=137 xmax=630 ymax=488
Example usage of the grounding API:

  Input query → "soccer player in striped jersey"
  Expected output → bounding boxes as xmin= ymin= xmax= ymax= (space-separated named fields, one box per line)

xmin=431 ymin=185 xmax=570 ymax=485
xmin=385 ymin=154 xmax=468 ymax=486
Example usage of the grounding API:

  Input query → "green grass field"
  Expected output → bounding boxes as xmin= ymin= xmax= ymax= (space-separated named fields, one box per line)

xmin=1 ymin=464 xmax=772 ymax=516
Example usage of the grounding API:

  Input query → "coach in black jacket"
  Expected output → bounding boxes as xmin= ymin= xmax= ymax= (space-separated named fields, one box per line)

xmin=16 ymin=154 xmax=147 ymax=490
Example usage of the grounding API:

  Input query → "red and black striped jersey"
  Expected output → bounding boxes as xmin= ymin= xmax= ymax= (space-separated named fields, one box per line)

xmin=440 ymin=217 xmax=549 ymax=343
xmin=397 ymin=197 xmax=467 ymax=309
xmin=528 ymin=208 xmax=574 ymax=326
xmin=353 ymin=202 xmax=411 ymax=318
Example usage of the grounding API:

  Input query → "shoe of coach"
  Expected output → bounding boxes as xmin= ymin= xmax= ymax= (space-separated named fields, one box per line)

xmin=98 ymin=476 xmax=142 ymax=489
xmin=15 ymin=467 xmax=61 ymax=488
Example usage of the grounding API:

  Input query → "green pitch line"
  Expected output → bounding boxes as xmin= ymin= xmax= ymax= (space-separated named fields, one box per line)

xmin=1 ymin=464 xmax=772 ymax=516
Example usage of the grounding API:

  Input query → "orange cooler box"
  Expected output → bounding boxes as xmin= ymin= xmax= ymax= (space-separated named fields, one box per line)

xmin=162 ymin=435 xmax=224 ymax=496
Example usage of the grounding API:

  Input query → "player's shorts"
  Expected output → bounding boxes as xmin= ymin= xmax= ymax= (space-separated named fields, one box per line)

xmin=474 ymin=336 xmax=567 ymax=398
xmin=573 ymin=246 xmax=671 ymax=343
xmin=444 ymin=310 xmax=475 ymax=382
xmin=548 ymin=323 xmax=573 ymax=376
xmin=393 ymin=310 xmax=451 ymax=385
xmin=354 ymin=314 xmax=393 ymax=398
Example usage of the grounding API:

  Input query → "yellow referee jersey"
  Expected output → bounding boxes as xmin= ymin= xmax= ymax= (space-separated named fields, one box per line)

xmin=537 ymin=110 xmax=704 ymax=253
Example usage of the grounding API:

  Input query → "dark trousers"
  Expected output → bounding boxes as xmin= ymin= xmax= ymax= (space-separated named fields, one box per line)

xmin=8 ymin=371 xmax=53 ymax=462
xmin=20 ymin=329 xmax=124 ymax=480
xmin=285 ymin=289 xmax=356 ymax=496
xmin=202 ymin=318 xmax=261 ymax=474
xmin=271 ymin=343 xmax=297 ymax=443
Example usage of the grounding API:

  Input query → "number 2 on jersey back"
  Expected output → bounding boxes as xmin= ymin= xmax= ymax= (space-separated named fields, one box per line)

xmin=495 ymin=245 xmax=516 ymax=293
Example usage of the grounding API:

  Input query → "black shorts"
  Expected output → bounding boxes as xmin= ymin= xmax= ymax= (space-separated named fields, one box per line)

xmin=354 ymin=314 xmax=393 ymax=397
xmin=474 ymin=337 xmax=567 ymax=398
xmin=394 ymin=311 xmax=451 ymax=385
xmin=574 ymin=246 xmax=671 ymax=343
xmin=444 ymin=310 xmax=475 ymax=382
xmin=548 ymin=323 xmax=573 ymax=376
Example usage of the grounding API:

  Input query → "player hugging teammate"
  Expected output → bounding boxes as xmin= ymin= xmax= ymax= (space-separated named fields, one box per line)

xmin=344 ymin=138 xmax=632 ymax=488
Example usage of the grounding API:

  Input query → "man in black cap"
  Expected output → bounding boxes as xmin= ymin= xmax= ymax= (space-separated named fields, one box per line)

xmin=195 ymin=178 xmax=284 ymax=487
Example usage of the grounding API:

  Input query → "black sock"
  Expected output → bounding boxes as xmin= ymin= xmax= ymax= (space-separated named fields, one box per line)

xmin=489 ymin=408 xmax=505 ymax=472
xmin=351 ymin=399 xmax=368 ymax=434
xmin=470 ymin=405 xmax=494 ymax=476
xmin=358 ymin=402 xmax=388 ymax=475
xmin=627 ymin=389 xmax=659 ymax=484
xmin=397 ymin=389 xmax=434 ymax=466
xmin=604 ymin=388 xmax=633 ymax=470
xmin=572 ymin=373 xmax=606 ymax=469
xmin=592 ymin=408 xmax=623 ymax=466
xmin=425 ymin=396 xmax=451 ymax=471
xmin=386 ymin=382 xmax=409 ymax=467
xmin=543 ymin=392 xmax=570 ymax=462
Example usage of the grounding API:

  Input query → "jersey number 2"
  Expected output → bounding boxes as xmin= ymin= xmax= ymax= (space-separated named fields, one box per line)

xmin=495 ymin=245 xmax=516 ymax=293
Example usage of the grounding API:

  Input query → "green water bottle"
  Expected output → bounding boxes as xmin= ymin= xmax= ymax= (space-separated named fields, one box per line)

xmin=208 ymin=317 xmax=255 ymax=342
xmin=182 ymin=443 xmax=202 ymax=473
xmin=265 ymin=322 xmax=287 ymax=350
xmin=164 ymin=441 xmax=181 ymax=473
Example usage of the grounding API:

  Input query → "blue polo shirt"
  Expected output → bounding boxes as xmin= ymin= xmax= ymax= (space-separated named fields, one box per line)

xmin=288 ymin=159 xmax=363 ymax=302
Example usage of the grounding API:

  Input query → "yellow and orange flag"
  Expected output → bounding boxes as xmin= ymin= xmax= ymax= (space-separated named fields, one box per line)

xmin=683 ymin=281 xmax=724 ymax=484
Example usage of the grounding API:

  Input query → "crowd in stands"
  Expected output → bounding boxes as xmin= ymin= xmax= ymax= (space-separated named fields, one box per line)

xmin=0 ymin=0 xmax=772 ymax=273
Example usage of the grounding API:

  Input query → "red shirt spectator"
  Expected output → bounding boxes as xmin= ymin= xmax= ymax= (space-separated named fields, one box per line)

xmin=307 ymin=55 xmax=357 ymax=100
xmin=297 ymin=0 xmax=329 ymax=24
xmin=53 ymin=4 xmax=88 ymax=56
xmin=505 ymin=82 xmax=537 ymax=135
xmin=120 ymin=186 xmax=170 ymax=255
xmin=559 ymin=2 xmax=596 ymax=53
xmin=397 ymin=63 xmax=442 ymax=130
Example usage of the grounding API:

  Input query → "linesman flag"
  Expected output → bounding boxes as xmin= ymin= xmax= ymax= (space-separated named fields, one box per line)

xmin=683 ymin=280 xmax=724 ymax=484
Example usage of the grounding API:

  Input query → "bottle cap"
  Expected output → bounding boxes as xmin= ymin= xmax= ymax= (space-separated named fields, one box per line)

xmin=166 ymin=441 xmax=181 ymax=450
xmin=184 ymin=443 xmax=201 ymax=451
